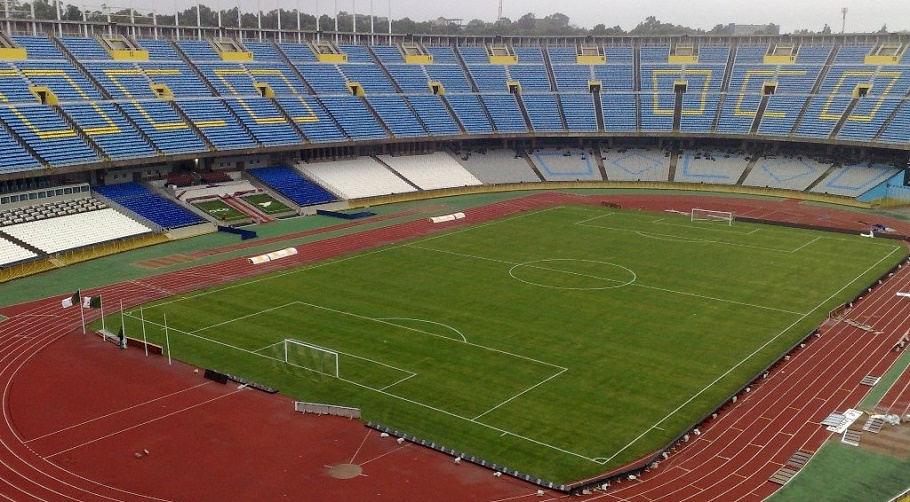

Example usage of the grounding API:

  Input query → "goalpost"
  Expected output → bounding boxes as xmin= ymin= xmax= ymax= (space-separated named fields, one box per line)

xmin=283 ymin=339 xmax=340 ymax=379
xmin=690 ymin=208 xmax=734 ymax=226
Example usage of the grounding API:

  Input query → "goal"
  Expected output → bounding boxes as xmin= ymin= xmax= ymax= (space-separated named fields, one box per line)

xmin=691 ymin=208 xmax=734 ymax=226
xmin=282 ymin=339 xmax=339 ymax=379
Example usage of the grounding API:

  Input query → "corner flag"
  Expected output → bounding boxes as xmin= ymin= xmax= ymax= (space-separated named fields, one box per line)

xmin=61 ymin=290 xmax=81 ymax=309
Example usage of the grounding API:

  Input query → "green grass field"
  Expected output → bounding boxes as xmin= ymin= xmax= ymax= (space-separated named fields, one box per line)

xmin=93 ymin=206 xmax=906 ymax=483
xmin=240 ymin=193 xmax=291 ymax=214
xmin=192 ymin=199 xmax=247 ymax=223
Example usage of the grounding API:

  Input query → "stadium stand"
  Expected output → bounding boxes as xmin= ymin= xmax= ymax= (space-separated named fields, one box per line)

xmin=223 ymin=97 xmax=303 ymax=147
xmin=522 ymin=93 xmax=565 ymax=133
xmin=674 ymin=150 xmax=748 ymax=185
xmin=741 ymin=155 xmax=829 ymax=191
xmin=529 ymin=148 xmax=603 ymax=181
xmin=247 ymin=165 xmax=337 ymax=206
xmin=601 ymin=148 xmax=671 ymax=181
xmin=1 ymin=208 xmax=152 ymax=253
xmin=0 ymin=237 xmax=37 ymax=266
xmin=175 ymin=99 xmax=259 ymax=150
xmin=451 ymin=148 xmax=541 ymax=184
xmin=443 ymin=94 xmax=494 ymax=134
xmin=295 ymin=157 xmax=417 ymax=199
xmin=404 ymin=94 xmax=462 ymax=135
xmin=275 ymin=96 xmax=348 ymax=142
xmin=366 ymin=95 xmax=427 ymax=137
xmin=93 ymin=182 xmax=206 ymax=229
xmin=378 ymin=152 xmax=483 ymax=190
xmin=481 ymin=93 xmax=528 ymax=133
xmin=61 ymin=102 xmax=157 ymax=159
xmin=810 ymin=162 xmax=899 ymax=197
xmin=117 ymin=100 xmax=209 ymax=155
xmin=0 ymin=104 xmax=100 ymax=166
xmin=559 ymin=93 xmax=598 ymax=132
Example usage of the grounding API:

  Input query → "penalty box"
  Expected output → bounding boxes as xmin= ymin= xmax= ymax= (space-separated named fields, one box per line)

xmin=215 ymin=301 xmax=566 ymax=421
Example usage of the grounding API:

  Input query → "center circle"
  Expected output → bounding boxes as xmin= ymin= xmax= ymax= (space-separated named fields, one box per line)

xmin=509 ymin=259 xmax=637 ymax=290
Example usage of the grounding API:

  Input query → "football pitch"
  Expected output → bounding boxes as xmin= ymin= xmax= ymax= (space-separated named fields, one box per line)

xmin=97 ymin=206 xmax=907 ymax=482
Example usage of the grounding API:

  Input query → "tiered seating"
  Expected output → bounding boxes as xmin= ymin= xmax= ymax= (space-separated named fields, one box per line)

xmin=795 ymin=45 xmax=833 ymax=64
xmin=425 ymin=64 xmax=473 ymax=91
xmin=0 ymin=132 xmax=42 ymax=173
xmin=452 ymin=148 xmax=540 ymax=184
xmin=0 ymin=237 xmax=37 ymax=266
xmin=224 ymin=97 xmax=303 ymax=147
xmin=547 ymin=47 xmax=577 ymax=65
xmin=318 ymin=95 xmax=388 ymax=140
xmin=0 ymin=62 xmax=41 ymax=102
xmin=810 ymin=162 xmax=899 ymax=197
xmin=0 ymin=197 xmax=106 ymax=226
xmin=244 ymin=41 xmax=283 ymax=61
xmin=794 ymin=95 xmax=852 ymax=138
xmin=276 ymin=96 xmax=347 ymax=142
xmin=366 ymin=95 xmax=426 ymax=137
xmin=337 ymin=64 xmax=397 ymax=93
xmin=175 ymin=40 xmax=221 ymax=61
xmin=480 ymin=94 xmax=527 ymax=133
xmin=61 ymin=102 xmax=157 ymax=159
xmin=247 ymin=165 xmax=336 ymax=206
xmin=277 ymin=42 xmax=318 ymax=62
xmin=521 ymin=93 xmax=564 ymax=133
xmin=877 ymin=100 xmax=910 ymax=144
xmin=370 ymin=45 xmax=404 ymax=64
xmin=741 ymin=155 xmax=827 ymax=191
xmin=338 ymin=45 xmax=375 ymax=63
xmin=443 ymin=94 xmax=493 ymax=134
xmin=379 ymin=152 xmax=482 ymax=190
xmin=58 ymin=37 xmax=110 ymax=59
xmin=8 ymin=35 xmax=65 ymax=59
xmin=2 ymin=208 xmax=152 ymax=253
xmin=757 ymin=96 xmax=808 ymax=137
xmin=385 ymin=64 xmax=431 ymax=93
xmin=296 ymin=157 xmax=416 ymax=199
xmin=679 ymin=93 xmax=722 ymax=133
xmin=296 ymin=63 xmax=349 ymax=94
xmin=601 ymin=148 xmax=671 ymax=181
xmin=0 ymin=104 xmax=99 ymax=166
xmin=94 ymin=182 xmax=205 ymax=228
xmin=136 ymin=39 xmax=180 ymax=60
xmin=244 ymin=62 xmax=309 ymax=94
xmin=529 ymin=148 xmax=602 ymax=181
xmin=559 ymin=94 xmax=597 ymax=132
xmin=405 ymin=95 xmax=461 ymax=135
xmin=176 ymin=99 xmax=258 ymax=150
xmin=457 ymin=46 xmax=489 ymax=64
xmin=593 ymin=64 xmax=634 ymax=91
xmin=834 ymin=45 xmax=874 ymax=63
xmin=82 ymin=62 xmax=156 ymax=99
xmin=674 ymin=151 xmax=748 ymax=185
xmin=138 ymin=62 xmax=212 ymax=97
xmin=602 ymin=94 xmax=637 ymax=132
xmin=513 ymin=47 xmax=544 ymax=63
xmin=196 ymin=62 xmax=258 ymax=95
xmin=425 ymin=46 xmax=458 ymax=63
xmin=734 ymin=45 xmax=768 ymax=63
xmin=118 ymin=100 xmax=208 ymax=154
xmin=468 ymin=65 xmax=509 ymax=91
xmin=508 ymin=65 xmax=551 ymax=91
xmin=15 ymin=61 xmax=104 ymax=101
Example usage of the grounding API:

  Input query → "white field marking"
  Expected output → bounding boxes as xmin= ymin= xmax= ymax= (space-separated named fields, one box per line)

xmin=190 ymin=302 xmax=298 ymax=333
xmin=379 ymin=372 xmax=418 ymax=391
xmin=649 ymin=218 xmax=758 ymax=235
xmin=580 ymin=221 xmax=799 ymax=252
xmin=789 ymin=236 xmax=822 ymax=254
xmin=291 ymin=301 xmax=566 ymax=371
xmin=632 ymin=284 xmax=806 ymax=316
xmin=338 ymin=373 xmax=599 ymax=463
xmin=410 ymin=244 xmax=795 ymax=314
xmin=634 ymin=231 xmax=709 ymax=243
xmin=594 ymin=244 xmax=904 ymax=465
xmin=25 ymin=382 xmax=212 ymax=443
xmin=149 ymin=206 xmax=564 ymax=310
xmin=135 ymin=304 xmax=586 ymax=461
xmin=509 ymin=259 xmax=637 ymax=290
xmin=472 ymin=367 xmax=568 ymax=420
xmin=44 ymin=389 xmax=244 ymax=459
xmin=376 ymin=317 xmax=468 ymax=343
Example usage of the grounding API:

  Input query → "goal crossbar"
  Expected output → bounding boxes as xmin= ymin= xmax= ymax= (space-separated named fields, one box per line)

xmin=691 ymin=208 xmax=734 ymax=225
xmin=283 ymin=339 xmax=339 ymax=378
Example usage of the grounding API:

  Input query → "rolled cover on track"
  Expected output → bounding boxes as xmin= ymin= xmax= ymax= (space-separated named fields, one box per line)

xmin=897 ymin=292 xmax=910 ymax=297
xmin=248 ymin=247 xmax=298 ymax=264
xmin=429 ymin=212 xmax=466 ymax=224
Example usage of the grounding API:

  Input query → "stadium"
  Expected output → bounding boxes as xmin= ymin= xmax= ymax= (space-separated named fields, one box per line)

xmin=0 ymin=4 xmax=909 ymax=501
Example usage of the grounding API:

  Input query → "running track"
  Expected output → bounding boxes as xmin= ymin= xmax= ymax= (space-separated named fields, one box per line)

xmin=1 ymin=192 xmax=909 ymax=500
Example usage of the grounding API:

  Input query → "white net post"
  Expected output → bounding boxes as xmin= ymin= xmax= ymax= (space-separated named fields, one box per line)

xmin=283 ymin=339 xmax=339 ymax=378
xmin=691 ymin=208 xmax=734 ymax=226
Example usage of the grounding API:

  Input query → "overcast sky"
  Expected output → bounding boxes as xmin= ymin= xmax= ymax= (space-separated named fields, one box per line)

xmin=193 ymin=0 xmax=910 ymax=34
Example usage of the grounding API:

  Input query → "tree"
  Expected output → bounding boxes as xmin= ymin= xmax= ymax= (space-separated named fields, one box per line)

xmin=821 ymin=23 xmax=832 ymax=34
xmin=516 ymin=12 xmax=536 ymax=32
xmin=877 ymin=24 xmax=888 ymax=34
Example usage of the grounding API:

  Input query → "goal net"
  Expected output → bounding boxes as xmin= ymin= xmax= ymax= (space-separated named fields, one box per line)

xmin=281 ymin=339 xmax=339 ymax=379
xmin=691 ymin=208 xmax=734 ymax=225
